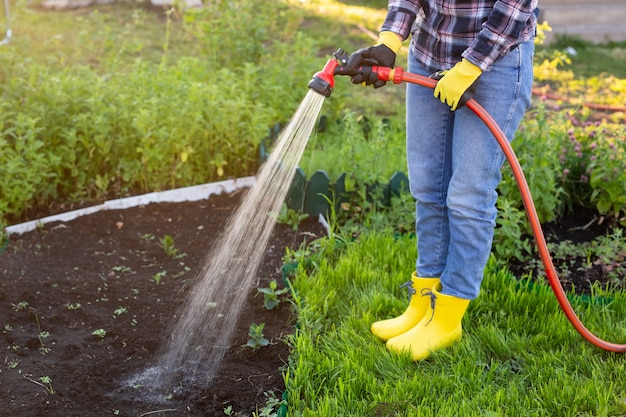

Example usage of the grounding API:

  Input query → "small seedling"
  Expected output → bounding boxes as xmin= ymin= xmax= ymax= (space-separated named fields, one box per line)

xmin=112 ymin=265 xmax=133 ymax=273
xmin=257 ymin=279 xmax=289 ymax=310
xmin=30 ymin=308 xmax=51 ymax=354
xmin=39 ymin=376 xmax=54 ymax=394
xmin=113 ymin=307 xmax=127 ymax=317
xmin=255 ymin=390 xmax=287 ymax=417
xmin=245 ymin=323 xmax=270 ymax=350
xmin=152 ymin=271 xmax=167 ymax=284
xmin=11 ymin=301 xmax=29 ymax=311
xmin=274 ymin=203 xmax=309 ymax=230
xmin=139 ymin=233 xmax=155 ymax=242
xmin=92 ymin=329 xmax=107 ymax=340
xmin=223 ymin=405 xmax=247 ymax=416
xmin=66 ymin=303 xmax=82 ymax=310
xmin=97 ymin=283 xmax=109 ymax=302
xmin=159 ymin=235 xmax=185 ymax=259
xmin=173 ymin=266 xmax=191 ymax=278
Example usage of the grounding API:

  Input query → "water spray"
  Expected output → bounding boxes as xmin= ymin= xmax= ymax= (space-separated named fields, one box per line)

xmin=309 ymin=49 xmax=626 ymax=353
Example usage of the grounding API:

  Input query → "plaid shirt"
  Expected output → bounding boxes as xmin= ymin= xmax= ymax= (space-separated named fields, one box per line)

xmin=381 ymin=0 xmax=538 ymax=72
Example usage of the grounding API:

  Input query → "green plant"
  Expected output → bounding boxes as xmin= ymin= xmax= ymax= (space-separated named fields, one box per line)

xmin=11 ymin=301 xmax=29 ymax=311
xmin=139 ymin=233 xmax=155 ymax=242
xmin=301 ymin=111 xmax=406 ymax=184
xmin=159 ymin=235 xmax=185 ymax=259
xmin=97 ymin=283 xmax=109 ymax=302
xmin=274 ymin=203 xmax=309 ymax=230
xmin=111 ymin=265 xmax=133 ymax=273
xmin=152 ymin=271 xmax=167 ymax=284
xmin=113 ymin=307 xmax=127 ymax=317
xmin=0 ymin=2 xmax=317 ymax=226
xmin=590 ymin=228 xmax=626 ymax=286
xmin=501 ymin=104 xmax=566 ymax=224
xmin=18 ymin=307 xmax=52 ymax=355
xmin=493 ymin=198 xmax=532 ymax=262
xmin=23 ymin=374 xmax=55 ymax=394
xmin=257 ymin=279 xmax=290 ymax=310
xmin=253 ymin=390 xmax=287 ymax=417
xmin=244 ymin=323 xmax=270 ymax=350
xmin=223 ymin=405 xmax=248 ymax=417
xmin=39 ymin=376 xmax=55 ymax=395
xmin=587 ymin=129 xmax=626 ymax=226
xmin=92 ymin=329 xmax=107 ymax=340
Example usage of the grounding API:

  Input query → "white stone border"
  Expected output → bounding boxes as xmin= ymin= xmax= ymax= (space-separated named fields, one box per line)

xmin=5 ymin=176 xmax=256 ymax=236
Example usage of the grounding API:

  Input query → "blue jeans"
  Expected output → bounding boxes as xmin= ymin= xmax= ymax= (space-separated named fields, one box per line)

xmin=406 ymin=40 xmax=534 ymax=300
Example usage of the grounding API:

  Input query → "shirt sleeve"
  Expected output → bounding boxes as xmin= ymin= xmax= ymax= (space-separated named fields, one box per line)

xmin=380 ymin=0 xmax=419 ymax=40
xmin=463 ymin=0 xmax=537 ymax=71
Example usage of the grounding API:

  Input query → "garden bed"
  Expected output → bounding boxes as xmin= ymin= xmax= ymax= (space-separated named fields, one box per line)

xmin=0 ymin=189 xmax=325 ymax=416
xmin=1 ymin=188 xmax=623 ymax=416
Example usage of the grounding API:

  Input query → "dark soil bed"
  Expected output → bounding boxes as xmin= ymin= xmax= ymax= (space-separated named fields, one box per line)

xmin=0 ymin=189 xmax=325 ymax=417
xmin=508 ymin=206 xmax=625 ymax=294
xmin=1 ymin=189 xmax=622 ymax=417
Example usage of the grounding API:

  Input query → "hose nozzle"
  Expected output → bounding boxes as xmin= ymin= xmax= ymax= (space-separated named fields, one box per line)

xmin=309 ymin=48 xmax=405 ymax=97
xmin=308 ymin=49 xmax=349 ymax=97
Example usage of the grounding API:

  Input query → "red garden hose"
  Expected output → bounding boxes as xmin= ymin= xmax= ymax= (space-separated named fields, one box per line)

xmin=309 ymin=52 xmax=626 ymax=353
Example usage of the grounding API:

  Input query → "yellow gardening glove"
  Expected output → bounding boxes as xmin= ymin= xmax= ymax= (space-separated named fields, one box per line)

xmin=432 ymin=59 xmax=482 ymax=110
xmin=345 ymin=31 xmax=403 ymax=88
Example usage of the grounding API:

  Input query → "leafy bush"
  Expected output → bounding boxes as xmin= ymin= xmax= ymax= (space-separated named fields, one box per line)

xmin=588 ymin=135 xmax=626 ymax=226
xmin=303 ymin=111 xmax=406 ymax=183
xmin=500 ymin=105 xmax=566 ymax=225
xmin=0 ymin=0 xmax=319 ymax=224
xmin=494 ymin=100 xmax=626 ymax=261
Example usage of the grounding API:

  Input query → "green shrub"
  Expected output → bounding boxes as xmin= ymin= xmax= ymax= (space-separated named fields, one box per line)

xmin=0 ymin=1 xmax=319 ymax=224
xmin=499 ymin=105 xmax=566 ymax=225
xmin=495 ymin=103 xmax=625 ymax=260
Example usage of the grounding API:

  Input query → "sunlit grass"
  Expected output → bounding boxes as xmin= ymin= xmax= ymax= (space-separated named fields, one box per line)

xmin=7 ymin=1 xmax=192 ymax=70
xmin=288 ymin=232 xmax=626 ymax=416
xmin=291 ymin=0 xmax=387 ymax=29
xmin=539 ymin=34 xmax=626 ymax=79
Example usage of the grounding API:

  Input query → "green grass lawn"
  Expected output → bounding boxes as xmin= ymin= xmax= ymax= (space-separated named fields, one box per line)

xmin=286 ymin=232 xmax=626 ymax=417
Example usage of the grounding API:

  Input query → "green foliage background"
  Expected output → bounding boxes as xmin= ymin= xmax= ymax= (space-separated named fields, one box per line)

xmin=0 ymin=0 xmax=321 ymax=223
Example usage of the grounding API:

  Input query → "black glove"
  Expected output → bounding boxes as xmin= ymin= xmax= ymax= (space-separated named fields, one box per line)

xmin=344 ymin=32 xmax=401 ymax=88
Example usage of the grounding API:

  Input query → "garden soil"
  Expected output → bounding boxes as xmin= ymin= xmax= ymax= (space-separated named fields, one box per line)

xmin=0 ymin=188 xmax=619 ymax=417
xmin=0 ymin=189 xmax=326 ymax=417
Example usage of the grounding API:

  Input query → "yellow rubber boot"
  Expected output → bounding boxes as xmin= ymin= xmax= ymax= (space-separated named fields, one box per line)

xmin=385 ymin=284 xmax=469 ymax=361
xmin=370 ymin=274 xmax=440 ymax=341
